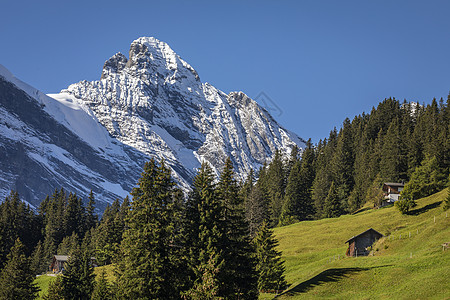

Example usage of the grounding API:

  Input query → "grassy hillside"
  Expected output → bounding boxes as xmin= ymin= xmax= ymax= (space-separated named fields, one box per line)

xmin=265 ymin=188 xmax=450 ymax=299
xmin=35 ymin=189 xmax=449 ymax=299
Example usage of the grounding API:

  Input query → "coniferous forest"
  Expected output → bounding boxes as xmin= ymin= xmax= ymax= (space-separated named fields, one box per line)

xmin=0 ymin=97 xmax=449 ymax=299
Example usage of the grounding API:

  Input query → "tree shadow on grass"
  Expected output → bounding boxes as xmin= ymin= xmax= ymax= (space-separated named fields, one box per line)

xmin=408 ymin=201 xmax=442 ymax=216
xmin=280 ymin=265 xmax=392 ymax=297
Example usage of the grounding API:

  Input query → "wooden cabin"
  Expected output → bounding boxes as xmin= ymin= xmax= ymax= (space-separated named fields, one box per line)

xmin=50 ymin=255 xmax=69 ymax=273
xmin=382 ymin=182 xmax=405 ymax=205
xmin=345 ymin=228 xmax=384 ymax=257
xmin=50 ymin=255 xmax=97 ymax=273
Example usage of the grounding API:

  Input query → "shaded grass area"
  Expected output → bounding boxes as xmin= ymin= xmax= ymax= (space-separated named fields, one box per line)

xmin=34 ymin=274 xmax=57 ymax=299
xmin=261 ymin=188 xmax=450 ymax=299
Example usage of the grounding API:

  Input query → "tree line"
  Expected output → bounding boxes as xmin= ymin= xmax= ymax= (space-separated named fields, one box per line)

xmin=243 ymin=96 xmax=449 ymax=228
xmin=0 ymin=158 xmax=287 ymax=299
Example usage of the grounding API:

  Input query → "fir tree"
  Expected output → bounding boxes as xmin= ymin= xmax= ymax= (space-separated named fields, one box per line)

xmin=401 ymin=155 xmax=447 ymax=200
xmin=245 ymin=183 xmax=269 ymax=238
xmin=266 ymin=150 xmax=286 ymax=226
xmin=31 ymin=240 xmax=47 ymax=275
xmin=253 ymin=222 xmax=288 ymax=293
xmin=91 ymin=269 xmax=113 ymax=300
xmin=61 ymin=247 xmax=94 ymax=300
xmin=216 ymin=158 xmax=258 ymax=299
xmin=0 ymin=191 xmax=41 ymax=268
xmin=85 ymin=190 xmax=97 ymax=232
xmin=0 ymin=238 xmax=39 ymax=300
xmin=57 ymin=232 xmax=79 ymax=255
xmin=184 ymin=162 xmax=224 ymax=296
xmin=116 ymin=159 xmax=183 ymax=299
xmin=443 ymin=187 xmax=450 ymax=211
xmin=183 ymin=252 xmax=222 ymax=300
xmin=280 ymin=140 xmax=315 ymax=224
xmin=323 ymin=182 xmax=343 ymax=218
xmin=43 ymin=276 xmax=64 ymax=300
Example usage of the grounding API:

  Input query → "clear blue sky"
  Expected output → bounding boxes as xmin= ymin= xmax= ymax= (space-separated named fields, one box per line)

xmin=2 ymin=0 xmax=450 ymax=143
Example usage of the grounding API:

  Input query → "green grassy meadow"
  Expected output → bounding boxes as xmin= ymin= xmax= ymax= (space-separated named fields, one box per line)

xmin=265 ymin=188 xmax=450 ymax=299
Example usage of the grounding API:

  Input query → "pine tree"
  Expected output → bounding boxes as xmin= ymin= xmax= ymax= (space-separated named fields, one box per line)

xmin=443 ymin=187 xmax=450 ymax=211
xmin=93 ymin=199 xmax=122 ymax=265
xmin=281 ymin=140 xmax=315 ymax=224
xmin=240 ymin=168 xmax=255 ymax=202
xmin=216 ymin=158 xmax=258 ymax=299
xmin=31 ymin=240 xmax=47 ymax=275
xmin=61 ymin=247 xmax=94 ymax=300
xmin=85 ymin=190 xmax=97 ymax=232
xmin=331 ymin=118 xmax=354 ymax=210
xmin=116 ymin=159 xmax=183 ymax=299
xmin=380 ymin=119 xmax=407 ymax=182
xmin=184 ymin=162 xmax=224 ymax=295
xmin=266 ymin=150 xmax=286 ymax=226
xmin=43 ymin=276 xmax=64 ymax=300
xmin=245 ymin=183 xmax=269 ymax=238
xmin=401 ymin=155 xmax=447 ymax=200
xmin=182 ymin=252 xmax=222 ymax=300
xmin=57 ymin=232 xmax=79 ymax=255
xmin=0 ymin=238 xmax=39 ymax=300
xmin=63 ymin=193 xmax=85 ymax=238
xmin=365 ymin=174 xmax=384 ymax=208
xmin=0 ymin=191 xmax=42 ymax=268
xmin=323 ymin=182 xmax=343 ymax=218
xmin=253 ymin=222 xmax=288 ymax=293
xmin=91 ymin=269 xmax=113 ymax=300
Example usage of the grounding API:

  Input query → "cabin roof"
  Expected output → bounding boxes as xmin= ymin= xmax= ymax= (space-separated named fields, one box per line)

xmin=345 ymin=228 xmax=384 ymax=244
xmin=383 ymin=182 xmax=404 ymax=187
xmin=54 ymin=255 xmax=69 ymax=261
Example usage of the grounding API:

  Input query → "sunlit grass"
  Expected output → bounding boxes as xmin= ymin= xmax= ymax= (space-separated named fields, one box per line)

xmin=263 ymin=188 xmax=450 ymax=299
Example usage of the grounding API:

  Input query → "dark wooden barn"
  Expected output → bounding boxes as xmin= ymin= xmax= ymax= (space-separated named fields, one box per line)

xmin=345 ymin=228 xmax=384 ymax=257
xmin=50 ymin=255 xmax=69 ymax=273
xmin=49 ymin=255 xmax=97 ymax=273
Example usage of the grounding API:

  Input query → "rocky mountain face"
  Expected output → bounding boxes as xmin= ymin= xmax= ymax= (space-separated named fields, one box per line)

xmin=0 ymin=37 xmax=305 ymax=208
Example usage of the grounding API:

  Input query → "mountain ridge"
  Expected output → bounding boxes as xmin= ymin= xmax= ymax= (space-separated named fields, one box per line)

xmin=0 ymin=36 xmax=305 ymax=207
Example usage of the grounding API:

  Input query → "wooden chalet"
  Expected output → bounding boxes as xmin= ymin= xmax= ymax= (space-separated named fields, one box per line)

xmin=50 ymin=255 xmax=69 ymax=273
xmin=50 ymin=255 xmax=97 ymax=273
xmin=345 ymin=228 xmax=384 ymax=257
xmin=382 ymin=182 xmax=405 ymax=205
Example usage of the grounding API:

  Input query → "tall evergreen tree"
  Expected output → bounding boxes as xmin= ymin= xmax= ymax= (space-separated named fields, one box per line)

xmin=0 ymin=191 xmax=41 ymax=268
xmin=281 ymin=139 xmax=316 ymax=224
xmin=61 ymin=247 xmax=94 ymax=300
xmin=401 ymin=155 xmax=447 ymax=200
xmin=31 ymin=240 xmax=47 ymax=275
xmin=43 ymin=276 xmax=64 ymax=300
xmin=266 ymin=150 xmax=286 ymax=226
xmin=116 ymin=159 xmax=183 ymax=299
xmin=245 ymin=183 xmax=269 ymax=238
xmin=184 ymin=162 xmax=224 ymax=298
xmin=91 ymin=269 xmax=113 ymax=300
xmin=443 ymin=187 xmax=450 ymax=211
xmin=85 ymin=190 xmax=97 ymax=232
xmin=323 ymin=182 xmax=343 ymax=218
xmin=0 ymin=238 xmax=39 ymax=300
xmin=253 ymin=222 xmax=288 ymax=293
xmin=216 ymin=158 xmax=258 ymax=299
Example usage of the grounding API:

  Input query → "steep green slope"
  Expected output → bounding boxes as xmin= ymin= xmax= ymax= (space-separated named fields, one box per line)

xmin=269 ymin=189 xmax=450 ymax=299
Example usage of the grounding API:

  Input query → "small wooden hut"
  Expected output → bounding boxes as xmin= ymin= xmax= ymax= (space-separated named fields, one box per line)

xmin=49 ymin=255 xmax=97 ymax=273
xmin=50 ymin=255 xmax=69 ymax=273
xmin=345 ymin=228 xmax=383 ymax=257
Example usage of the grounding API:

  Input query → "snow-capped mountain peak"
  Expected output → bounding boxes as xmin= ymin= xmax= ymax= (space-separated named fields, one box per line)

xmin=0 ymin=37 xmax=305 ymax=208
